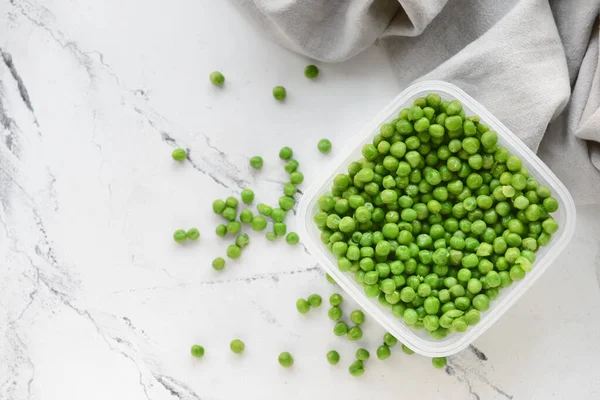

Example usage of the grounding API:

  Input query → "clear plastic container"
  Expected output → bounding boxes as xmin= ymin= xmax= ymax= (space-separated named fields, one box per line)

xmin=297 ymin=80 xmax=576 ymax=357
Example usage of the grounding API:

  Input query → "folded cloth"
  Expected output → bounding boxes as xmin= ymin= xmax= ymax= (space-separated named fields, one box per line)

xmin=233 ymin=0 xmax=600 ymax=204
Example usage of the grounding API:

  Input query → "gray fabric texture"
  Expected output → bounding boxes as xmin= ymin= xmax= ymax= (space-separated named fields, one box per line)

xmin=234 ymin=0 xmax=600 ymax=204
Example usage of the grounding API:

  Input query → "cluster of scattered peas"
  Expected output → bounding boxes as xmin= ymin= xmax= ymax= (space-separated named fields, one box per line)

xmin=296 ymin=294 xmax=323 ymax=313
xmin=321 ymin=285 xmax=446 ymax=373
xmin=209 ymin=65 xmax=320 ymax=101
xmin=173 ymin=227 xmax=201 ymax=243
xmin=191 ymin=339 xmax=294 ymax=368
xmin=313 ymin=94 xmax=560 ymax=340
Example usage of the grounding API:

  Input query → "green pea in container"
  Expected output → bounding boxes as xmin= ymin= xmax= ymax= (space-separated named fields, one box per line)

xmin=297 ymin=80 xmax=576 ymax=357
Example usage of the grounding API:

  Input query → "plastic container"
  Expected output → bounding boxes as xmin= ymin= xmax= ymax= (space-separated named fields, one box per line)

xmin=297 ymin=80 xmax=576 ymax=357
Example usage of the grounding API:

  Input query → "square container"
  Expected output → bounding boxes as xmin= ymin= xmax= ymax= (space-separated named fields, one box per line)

xmin=297 ymin=80 xmax=576 ymax=357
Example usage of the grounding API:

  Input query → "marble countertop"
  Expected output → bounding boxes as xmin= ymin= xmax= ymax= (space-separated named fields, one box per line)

xmin=2 ymin=1 xmax=600 ymax=399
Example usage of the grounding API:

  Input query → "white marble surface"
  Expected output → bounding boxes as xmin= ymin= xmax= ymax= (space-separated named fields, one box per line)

xmin=1 ymin=1 xmax=600 ymax=399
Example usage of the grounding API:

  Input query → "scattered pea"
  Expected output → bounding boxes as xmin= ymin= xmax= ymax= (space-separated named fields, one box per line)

xmin=333 ymin=321 xmax=349 ymax=336
xmin=376 ymin=345 xmax=391 ymax=360
xmin=271 ymin=208 xmax=286 ymax=222
xmin=230 ymin=339 xmax=245 ymax=354
xmin=215 ymin=224 xmax=227 ymax=237
xmin=235 ymin=233 xmax=249 ymax=248
xmin=350 ymin=310 xmax=365 ymax=325
xmin=327 ymin=350 xmax=340 ymax=365
xmin=305 ymin=65 xmax=319 ymax=79
xmin=318 ymin=139 xmax=332 ymax=154
xmin=240 ymin=209 xmax=254 ymax=224
xmin=173 ymin=229 xmax=187 ymax=243
xmin=290 ymin=172 xmax=304 ymax=184
xmin=209 ymin=71 xmax=225 ymax=86
xmin=191 ymin=345 xmax=205 ymax=358
xmin=328 ymin=306 xmax=342 ymax=320
xmin=356 ymin=348 xmax=370 ymax=361
xmin=329 ymin=293 xmax=343 ymax=306
xmin=284 ymin=159 xmax=299 ymax=173
xmin=401 ymin=344 xmax=415 ymax=355
xmin=212 ymin=257 xmax=225 ymax=270
xmin=383 ymin=332 xmax=398 ymax=347
xmin=186 ymin=228 xmax=200 ymax=240
xmin=279 ymin=147 xmax=293 ymax=160
xmin=348 ymin=360 xmax=365 ymax=376
xmin=172 ymin=148 xmax=186 ymax=161
xmin=251 ymin=216 xmax=268 ymax=231
xmin=266 ymin=232 xmax=277 ymax=241
xmin=226 ymin=244 xmax=242 ymax=259
xmin=307 ymin=294 xmax=322 ymax=307
xmin=278 ymin=352 xmax=294 ymax=368
xmin=432 ymin=357 xmax=447 ymax=369
xmin=296 ymin=298 xmax=310 ymax=314
xmin=273 ymin=86 xmax=287 ymax=101
xmin=274 ymin=222 xmax=287 ymax=236
xmin=241 ymin=189 xmax=254 ymax=204
xmin=286 ymin=232 xmax=299 ymax=245
xmin=227 ymin=221 xmax=241 ymax=235
xmin=249 ymin=156 xmax=263 ymax=169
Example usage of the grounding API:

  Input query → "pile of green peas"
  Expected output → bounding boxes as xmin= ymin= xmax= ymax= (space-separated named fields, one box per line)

xmin=313 ymin=94 xmax=560 ymax=339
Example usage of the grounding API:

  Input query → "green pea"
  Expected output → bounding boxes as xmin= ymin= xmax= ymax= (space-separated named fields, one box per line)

xmin=235 ymin=233 xmax=249 ymax=248
xmin=191 ymin=344 xmax=205 ymax=358
xmin=347 ymin=326 xmax=363 ymax=341
xmin=278 ymin=352 xmax=294 ymax=368
xmin=279 ymin=146 xmax=293 ymax=160
xmin=383 ymin=332 xmax=398 ymax=347
xmin=333 ymin=321 xmax=349 ymax=336
xmin=251 ymin=216 xmax=268 ymax=231
xmin=209 ymin=71 xmax=225 ymax=86
xmin=171 ymin=148 xmax=187 ymax=162
xmin=279 ymin=196 xmax=295 ymax=211
xmin=212 ymin=257 xmax=225 ymax=270
xmin=290 ymin=172 xmax=304 ymax=184
xmin=543 ymin=196 xmax=559 ymax=212
xmin=307 ymin=294 xmax=322 ymax=307
xmin=271 ymin=208 xmax=286 ymax=222
xmin=376 ymin=344 xmax=391 ymax=360
xmin=432 ymin=357 xmax=447 ymax=369
xmin=327 ymin=350 xmax=340 ymax=365
xmin=286 ymin=232 xmax=299 ymax=245
xmin=240 ymin=209 xmax=254 ymax=224
xmin=356 ymin=348 xmax=370 ymax=361
xmin=241 ymin=189 xmax=254 ymax=204
xmin=212 ymin=199 xmax=226 ymax=214
xmin=230 ymin=339 xmax=245 ymax=354
xmin=350 ymin=310 xmax=365 ymax=325
xmin=318 ymin=139 xmax=332 ymax=153
xmin=186 ymin=228 xmax=200 ymax=240
xmin=296 ymin=298 xmax=310 ymax=314
xmin=249 ymin=156 xmax=263 ymax=169
xmin=328 ymin=306 xmax=342 ymax=321
xmin=226 ymin=244 xmax=242 ymax=259
xmin=270 ymin=222 xmax=285 ymax=237
xmin=285 ymin=159 xmax=299 ymax=173
xmin=506 ymin=156 xmax=522 ymax=171
xmin=273 ymin=86 xmax=287 ymax=100
xmin=173 ymin=229 xmax=187 ymax=243
xmin=305 ymin=64 xmax=319 ymax=79
xmin=215 ymin=224 xmax=227 ymax=237
xmin=349 ymin=360 xmax=365 ymax=376
xmin=329 ymin=293 xmax=343 ymax=306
